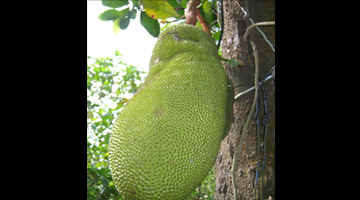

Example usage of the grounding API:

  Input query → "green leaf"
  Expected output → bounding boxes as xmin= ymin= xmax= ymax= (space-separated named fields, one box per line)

xmin=160 ymin=22 xmax=171 ymax=31
xmin=140 ymin=0 xmax=180 ymax=19
xmin=116 ymin=7 xmax=130 ymax=21
xmin=212 ymin=30 xmax=221 ymax=41
xmin=113 ymin=100 xmax=127 ymax=111
xmin=102 ymin=0 xmax=129 ymax=8
xmin=94 ymin=73 xmax=100 ymax=81
xmin=108 ymin=181 xmax=114 ymax=187
xmin=129 ymin=8 xmax=137 ymax=19
xmin=98 ymin=9 xmax=121 ymax=21
xmin=229 ymin=59 xmax=239 ymax=68
xmin=202 ymin=0 xmax=215 ymax=25
xmin=115 ymin=88 xmax=122 ymax=96
xmin=132 ymin=0 xmax=140 ymax=7
xmin=113 ymin=17 xmax=121 ymax=33
xmin=87 ymin=111 xmax=93 ymax=119
xmin=167 ymin=0 xmax=180 ymax=10
xmin=140 ymin=11 xmax=160 ymax=37
xmin=102 ymin=113 xmax=113 ymax=121
xmin=167 ymin=0 xmax=184 ymax=16
xmin=112 ymin=8 xmax=130 ymax=33
xmin=195 ymin=21 xmax=202 ymax=30
xmin=98 ymin=108 xmax=104 ymax=115
xmin=115 ymin=50 xmax=121 ymax=57
xmin=120 ymin=15 xmax=130 ymax=29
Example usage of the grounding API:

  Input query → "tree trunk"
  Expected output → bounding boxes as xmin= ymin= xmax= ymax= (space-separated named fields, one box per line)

xmin=215 ymin=0 xmax=275 ymax=199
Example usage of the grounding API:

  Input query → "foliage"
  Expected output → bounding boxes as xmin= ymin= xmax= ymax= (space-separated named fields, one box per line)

xmin=99 ymin=0 xmax=222 ymax=42
xmin=87 ymin=51 xmax=145 ymax=200
xmin=188 ymin=168 xmax=215 ymax=200
xmin=87 ymin=51 xmax=215 ymax=199
xmin=140 ymin=10 xmax=160 ymax=37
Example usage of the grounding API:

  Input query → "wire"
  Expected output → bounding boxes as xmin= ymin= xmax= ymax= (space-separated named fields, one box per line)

xmin=234 ymin=66 xmax=275 ymax=100
xmin=258 ymin=65 xmax=275 ymax=89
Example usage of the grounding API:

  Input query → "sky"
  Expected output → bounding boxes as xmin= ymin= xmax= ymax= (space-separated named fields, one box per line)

xmin=87 ymin=1 xmax=159 ymax=73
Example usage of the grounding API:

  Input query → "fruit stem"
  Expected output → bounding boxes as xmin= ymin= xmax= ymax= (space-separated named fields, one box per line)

xmin=185 ymin=0 xmax=200 ymax=25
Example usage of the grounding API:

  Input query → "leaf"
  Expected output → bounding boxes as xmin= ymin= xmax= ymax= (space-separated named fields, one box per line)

xmin=195 ymin=21 xmax=202 ymax=30
xmin=113 ymin=99 xmax=128 ymax=110
xmin=108 ymin=181 xmax=114 ymax=187
xmin=229 ymin=59 xmax=239 ymax=68
xmin=119 ymin=15 xmax=130 ymax=29
xmin=87 ymin=111 xmax=93 ymax=119
xmin=113 ymin=17 xmax=121 ymax=33
xmin=140 ymin=11 xmax=160 ymax=37
xmin=164 ymin=0 xmax=184 ymax=16
xmin=132 ymin=0 xmax=140 ymax=7
xmin=140 ymin=0 xmax=180 ymax=19
xmin=117 ymin=7 xmax=130 ymax=20
xmin=227 ymin=58 xmax=245 ymax=67
xmin=166 ymin=0 xmax=183 ymax=16
xmin=115 ymin=88 xmax=122 ymax=96
xmin=166 ymin=0 xmax=180 ymax=9
xmin=212 ymin=30 xmax=221 ymax=41
xmin=112 ymin=8 xmax=130 ymax=33
xmin=102 ymin=0 xmax=129 ymax=8
xmin=98 ymin=9 xmax=122 ymax=21
xmin=129 ymin=8 xmax=137 ymax=19
xmin=202 ymin=0 xmax=215 ymax=24
xmin=102 ymin=113 xmax=113 ymax=122
xmin=160 ymin=22 xmax=171 ymax=31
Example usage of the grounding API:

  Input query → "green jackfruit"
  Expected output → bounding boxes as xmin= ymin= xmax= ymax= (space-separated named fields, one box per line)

xmin=109 ymin=23 xmax=234 ymax=200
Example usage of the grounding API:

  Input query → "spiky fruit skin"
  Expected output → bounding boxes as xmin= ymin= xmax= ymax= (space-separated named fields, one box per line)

xmin=109 ymin=23 xmax=234 ymax=200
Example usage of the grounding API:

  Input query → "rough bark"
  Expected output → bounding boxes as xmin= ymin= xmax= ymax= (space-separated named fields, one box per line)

xmin=215 ymin=0 xmax=275 ymax=199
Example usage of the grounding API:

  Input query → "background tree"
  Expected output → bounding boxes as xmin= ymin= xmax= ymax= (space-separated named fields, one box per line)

xmin=90 ymin=0 xmax=275 ymax=199
xmin=87 ymin=52 xmax=145 ymax=200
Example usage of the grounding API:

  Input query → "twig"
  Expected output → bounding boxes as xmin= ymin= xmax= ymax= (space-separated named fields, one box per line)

xmin=211 ymin=19 xmax=218 ymax=26
xmin=244 ymin=22 xmax=275 ymax=43
xmin=231 ymin=40 xmax=259 ymax=200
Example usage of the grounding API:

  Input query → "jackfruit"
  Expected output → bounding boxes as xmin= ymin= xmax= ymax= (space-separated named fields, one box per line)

xmin=109 ymin=23 xmax=234 ymax=200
